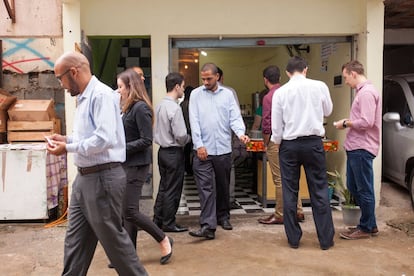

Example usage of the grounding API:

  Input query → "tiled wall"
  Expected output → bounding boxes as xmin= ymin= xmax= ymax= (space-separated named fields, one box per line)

xmin=117 ymin=38 xmax=152 ymax=97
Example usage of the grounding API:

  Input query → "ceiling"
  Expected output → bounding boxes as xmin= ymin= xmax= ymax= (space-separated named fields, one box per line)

xmin=384 ymin=0 xmax=414 ymax=29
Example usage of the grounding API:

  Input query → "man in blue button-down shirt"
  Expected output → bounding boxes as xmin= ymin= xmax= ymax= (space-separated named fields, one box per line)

xmin=47 ymin=52 xmax=147 ymax=275
xmin=188 ymin=63 xmax=250 ymax=240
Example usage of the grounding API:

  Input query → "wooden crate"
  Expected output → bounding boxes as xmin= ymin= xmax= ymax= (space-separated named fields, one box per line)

xmin=7 ymin=119 xmax=61 ymax=143
xmin=8 ymin=99 xmax=56 ymax=121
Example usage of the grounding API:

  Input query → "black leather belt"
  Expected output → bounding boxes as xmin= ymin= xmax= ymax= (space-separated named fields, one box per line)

xmin=160 ymin=146 xmax=183 ymax=150
xmin=78 ymin=162 xmax=121 ymax=175
xmin=296 ymin=135 xmax=322 ymax=140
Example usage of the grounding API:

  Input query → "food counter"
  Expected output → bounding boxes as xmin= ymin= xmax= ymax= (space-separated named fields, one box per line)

xmin=247 ymin=139 xmax=338 ymax=207
xmin=0 ymin=144 xmax=67 ymax=220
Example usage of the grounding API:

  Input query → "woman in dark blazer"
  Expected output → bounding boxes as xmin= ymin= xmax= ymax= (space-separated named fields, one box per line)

xmin=116 ymin=68 xmax=173 ymax=265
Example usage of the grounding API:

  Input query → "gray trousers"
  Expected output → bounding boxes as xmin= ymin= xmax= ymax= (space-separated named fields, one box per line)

xmin=193 ymin=153 xmax=232 ymax=229
xmin=62 ymin=165 xmax=147 ymax=276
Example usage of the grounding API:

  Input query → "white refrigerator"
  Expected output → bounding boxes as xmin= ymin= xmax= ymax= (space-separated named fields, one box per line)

xmin=0 ymin=145 xmax=48 ymax=220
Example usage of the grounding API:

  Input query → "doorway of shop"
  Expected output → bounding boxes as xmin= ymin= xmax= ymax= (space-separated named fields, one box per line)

xmin=170 ymin=36 xmax=354 ymax=213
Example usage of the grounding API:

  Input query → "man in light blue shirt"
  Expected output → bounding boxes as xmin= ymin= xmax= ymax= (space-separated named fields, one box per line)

xmin=47 ymin=51 xmax=147 ymax=275
xmin=189 ymin=63 xmax=249 ymax=240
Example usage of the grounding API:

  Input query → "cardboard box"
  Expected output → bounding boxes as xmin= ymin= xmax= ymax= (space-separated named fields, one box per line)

xmin=0 ymin=89 xmax=17 ymax=132
xmin=8 ymin=99 xmax=56 ymax=121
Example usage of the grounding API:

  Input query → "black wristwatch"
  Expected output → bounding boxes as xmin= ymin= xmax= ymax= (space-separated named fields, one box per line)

xmin=342 ymin=120 xmax=347 ymax=128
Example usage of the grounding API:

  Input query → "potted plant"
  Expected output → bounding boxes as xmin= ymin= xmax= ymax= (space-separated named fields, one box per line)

xmin=327 ymin=170 xmax=361 ymax=226
xmin=326 ymin=171 xmax=337 ymax=201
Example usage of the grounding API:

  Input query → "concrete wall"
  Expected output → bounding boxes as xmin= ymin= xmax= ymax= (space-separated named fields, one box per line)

xmin=1 ymin=38 xmax=65 ymax=133
xmin=1 ymin=0 xmax=65 ymax=133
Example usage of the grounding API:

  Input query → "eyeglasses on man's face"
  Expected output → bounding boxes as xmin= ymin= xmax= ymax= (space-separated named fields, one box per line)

xmin=56 ymin=68 xmax=72 ymax=82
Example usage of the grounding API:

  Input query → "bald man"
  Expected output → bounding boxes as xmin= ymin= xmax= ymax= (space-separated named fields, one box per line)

xmin=47 ymin=52 xmax=148 ymax=275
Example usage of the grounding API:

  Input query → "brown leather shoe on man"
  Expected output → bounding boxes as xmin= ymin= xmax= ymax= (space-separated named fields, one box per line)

xmin=258 ymin=214 xmax=283 ymax=225
xmin=340 ymin=228 xmax=370 ymax=240
xmin=347 ymin=226 xmax=379 ymax=237
xmin=297 ymin=213 xmax=305 ymax=222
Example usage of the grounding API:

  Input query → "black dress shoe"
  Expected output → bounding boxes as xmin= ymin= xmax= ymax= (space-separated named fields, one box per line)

xmin=160 ymin=237 xmax=173 ymax=265
xmin=230 ymin=201 xmax=242 ymax=209
xmin=218 ymin=220 xmax=233 ymax=230
xmin=189 ymin=225 xmax=215 ymax=240
xmin=162 ymin=224 xmax=188 ymax=233
xmin=289 ymin=243 xmax=299 ymax=249
xmin=320 ymin=241 xmax=334 ymax=250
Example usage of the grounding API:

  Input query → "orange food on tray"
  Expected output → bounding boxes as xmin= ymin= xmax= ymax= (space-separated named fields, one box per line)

xmin=246 ymin=140 xmax=265 ymax=152
xmin=323 ymin=140 xmax=339 ymax=152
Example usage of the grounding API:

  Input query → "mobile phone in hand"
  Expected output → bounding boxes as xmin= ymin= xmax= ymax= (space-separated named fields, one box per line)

xmin=45 ymin=136 xmax=56 ymax=147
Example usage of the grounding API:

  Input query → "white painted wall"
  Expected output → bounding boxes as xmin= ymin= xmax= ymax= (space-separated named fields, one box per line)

xmin=62 ymin=0 xmax=81 ymax=200
xmin=0 ymin=0 xmax=62 ymax=37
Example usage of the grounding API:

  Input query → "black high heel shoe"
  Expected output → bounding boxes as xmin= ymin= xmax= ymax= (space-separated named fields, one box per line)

xmin=160 ymin=236 xmax=173 ymax=265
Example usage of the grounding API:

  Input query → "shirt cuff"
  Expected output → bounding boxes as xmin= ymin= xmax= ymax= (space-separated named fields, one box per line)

xmin=65 ymin=143 xmax=76 ymax=153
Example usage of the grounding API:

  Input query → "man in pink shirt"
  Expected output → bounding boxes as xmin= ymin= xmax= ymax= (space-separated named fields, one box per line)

xmin=334 ymin=60 xmax=381 ymax=240
xmin=257 ymin=65 xmax=304 ymax=225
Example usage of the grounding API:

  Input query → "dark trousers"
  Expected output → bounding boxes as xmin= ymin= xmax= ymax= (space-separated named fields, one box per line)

xmin=279 ymin=137 xmax=334 ymax=248
xmin=184 ymin=142 xmax=193 ymax=175
xmin=154 ymin=147 xmax=185 ymax=228
xmin=192 ymin=152 xmax=232 ymax=229
xmin=62 ymin=165 xmax=147 ymax=276
xmin=123 ymin=164 xmax=165 ymax=248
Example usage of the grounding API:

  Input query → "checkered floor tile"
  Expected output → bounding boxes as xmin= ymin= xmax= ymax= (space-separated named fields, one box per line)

xmin=177 ymin=166 xmax=339 ymax=216
xmin=177 ymin=167 xmax=274 ymax=216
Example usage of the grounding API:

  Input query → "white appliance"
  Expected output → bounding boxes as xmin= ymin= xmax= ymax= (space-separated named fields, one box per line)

xmin=0 ymin=145 xmax=48 ymax=220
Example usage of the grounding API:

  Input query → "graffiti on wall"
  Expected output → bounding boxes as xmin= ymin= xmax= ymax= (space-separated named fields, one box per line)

xmin=2 ymin=38 xmax=63 ymax=74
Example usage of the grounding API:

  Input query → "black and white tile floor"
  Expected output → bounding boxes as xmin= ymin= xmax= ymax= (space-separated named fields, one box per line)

xmin=177 ymin=167 xmax=275 ymax=216
xmin=177 ymin=167 xmax=336 ymax=216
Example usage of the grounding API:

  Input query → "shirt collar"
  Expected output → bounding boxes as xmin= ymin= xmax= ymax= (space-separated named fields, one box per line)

xmin=78 ymin=75 xmax=98 ymax=101
xmin=356 ymin=80 xmax=372 ymax=92
xmin=290 ymin=74 xmax=306 ymax=81
xmin=203 ymin=84 xmax=223 ymax=93
xmin=164 ymin=95 xmax=178 ymax=103
xmin=269 ymin=83 xmax=281 ymax=92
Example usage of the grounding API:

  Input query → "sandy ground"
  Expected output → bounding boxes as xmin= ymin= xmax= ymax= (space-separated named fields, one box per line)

xmin=1 ymin=181 xmax=414 ymax=276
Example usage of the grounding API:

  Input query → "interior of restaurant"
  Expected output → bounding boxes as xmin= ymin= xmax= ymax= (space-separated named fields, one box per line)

xmin=174 ymin=37 xmax=354 ymax=207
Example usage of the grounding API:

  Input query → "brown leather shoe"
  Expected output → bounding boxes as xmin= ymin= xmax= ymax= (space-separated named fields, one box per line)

xmin=297 ymin=213 xmax=305 ymax=222
xmin=258 ymin=214 xmax=283 ymax=224
xmin=347 ymin=226 xmax=379 ymax=236
xmin=340 ymin=229 xmax=370 ymax=240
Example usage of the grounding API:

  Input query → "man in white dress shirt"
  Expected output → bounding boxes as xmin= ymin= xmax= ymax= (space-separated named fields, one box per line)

xmin=271 ymin=56 xmax=335 ymax=250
